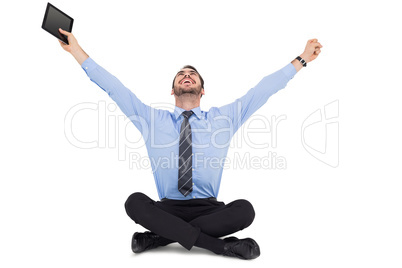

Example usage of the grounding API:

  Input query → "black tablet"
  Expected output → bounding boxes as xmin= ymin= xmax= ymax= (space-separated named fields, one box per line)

xmin=41 ymin=3 xmax=74 ymax=45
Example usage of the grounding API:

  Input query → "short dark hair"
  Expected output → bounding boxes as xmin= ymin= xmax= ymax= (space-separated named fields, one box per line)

xmin=172 ymin=65 xmax=205 ymax=90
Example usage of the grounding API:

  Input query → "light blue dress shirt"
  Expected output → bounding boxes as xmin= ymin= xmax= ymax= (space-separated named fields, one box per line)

xmin=81 ymin=57 xmax=297 ymax=200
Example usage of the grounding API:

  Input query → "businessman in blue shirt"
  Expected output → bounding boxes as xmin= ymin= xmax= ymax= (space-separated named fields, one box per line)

xmin=59 ymin=28 xmax=322 ymax=260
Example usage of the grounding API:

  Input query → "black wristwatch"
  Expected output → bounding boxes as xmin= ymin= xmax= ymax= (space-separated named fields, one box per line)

xmin=295 ymin=56 xmax=307 ymax=67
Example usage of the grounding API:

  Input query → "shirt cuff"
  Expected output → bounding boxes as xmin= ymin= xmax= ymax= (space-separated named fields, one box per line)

xmin=81 ymin=57 xmax=98 ymax=74
xmin=281 ymin=62 xmax=297 ymax=80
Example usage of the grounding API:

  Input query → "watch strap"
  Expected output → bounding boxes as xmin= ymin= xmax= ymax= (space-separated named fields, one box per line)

xmin=296 ymin=56 xmax=307 ymax=67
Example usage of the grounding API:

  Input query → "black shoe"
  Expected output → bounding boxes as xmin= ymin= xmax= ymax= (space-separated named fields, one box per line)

xmin=222 ymin=236 xmax=260 ymax=260
xmin=131 ymin=231 xmax=160 ymax=253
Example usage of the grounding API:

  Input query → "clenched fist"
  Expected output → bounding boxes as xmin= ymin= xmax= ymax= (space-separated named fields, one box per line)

xmin=300 ymin=39 xmax=323 ymax=63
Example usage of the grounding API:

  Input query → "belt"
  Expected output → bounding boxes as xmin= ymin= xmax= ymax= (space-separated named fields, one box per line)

xmin=161 ymin=197 xmax=217 ymax=202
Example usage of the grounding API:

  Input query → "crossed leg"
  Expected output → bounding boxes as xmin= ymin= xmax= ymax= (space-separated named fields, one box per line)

xmin=124 ymin=192 xmax=255 ymax=252
xmin=189 ymin=199 xmax=255 ymax=238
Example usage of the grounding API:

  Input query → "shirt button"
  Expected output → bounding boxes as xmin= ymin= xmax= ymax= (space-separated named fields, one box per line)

xmin=85 ymin=67 xmax=88 ymax=69
xmin=193 ymin=196 xmax=196 ymax=198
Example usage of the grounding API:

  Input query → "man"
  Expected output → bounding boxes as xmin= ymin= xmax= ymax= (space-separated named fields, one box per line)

xmin=58 ymin=28 xmax=322 ymax=260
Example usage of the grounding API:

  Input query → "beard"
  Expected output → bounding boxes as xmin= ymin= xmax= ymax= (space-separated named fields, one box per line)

xmin=173 ymin=84 xmax=202 ymax=97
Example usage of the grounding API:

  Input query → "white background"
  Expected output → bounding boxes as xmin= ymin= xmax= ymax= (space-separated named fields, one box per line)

xmin=1 ymin=0 xmax=401 ymax=267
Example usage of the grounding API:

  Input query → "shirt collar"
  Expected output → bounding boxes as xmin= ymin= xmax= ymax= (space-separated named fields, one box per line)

xmin=174 ymin=105 xmax=204 ymax=120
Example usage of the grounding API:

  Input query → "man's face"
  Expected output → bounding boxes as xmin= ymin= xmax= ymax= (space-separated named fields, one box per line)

xmin=171 ymin=68 xmax=204 ymax=98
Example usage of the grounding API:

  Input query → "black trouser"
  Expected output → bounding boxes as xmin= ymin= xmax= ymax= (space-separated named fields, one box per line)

xmin=124 ymin=192 xmax=255 ymax=250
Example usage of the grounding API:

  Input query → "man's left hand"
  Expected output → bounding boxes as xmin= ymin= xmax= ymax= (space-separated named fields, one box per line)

xmin=300 ymin=39 xmax=323 ymax=63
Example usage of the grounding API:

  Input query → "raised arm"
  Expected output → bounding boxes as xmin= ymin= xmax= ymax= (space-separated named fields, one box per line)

xmin=218 ymin=38 xmax=323 ymax=134
xmin=58 ymin=28 xmax=154 ymax=134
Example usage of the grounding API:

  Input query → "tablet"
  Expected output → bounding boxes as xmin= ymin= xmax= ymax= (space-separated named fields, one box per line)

xmin=41 ymin=3 xmax=74 ymax=45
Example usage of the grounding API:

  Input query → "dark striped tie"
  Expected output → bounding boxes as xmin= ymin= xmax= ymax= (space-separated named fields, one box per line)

xmin=178 ymin=110 xmax=194 ymax=196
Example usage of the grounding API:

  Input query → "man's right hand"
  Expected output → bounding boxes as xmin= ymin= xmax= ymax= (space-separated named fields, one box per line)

xmin=58 ymin=28 xmax=89 ymax=66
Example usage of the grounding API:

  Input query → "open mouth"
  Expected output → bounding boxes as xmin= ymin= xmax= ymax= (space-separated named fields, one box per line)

xmin=179 ymin=78 xmax=195 ymax=85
